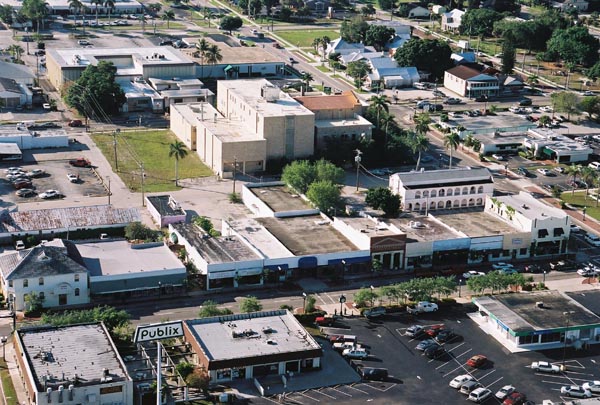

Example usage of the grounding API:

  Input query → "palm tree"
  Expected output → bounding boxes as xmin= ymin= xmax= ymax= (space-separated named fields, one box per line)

xmin=8 ymin=45 xmax=24 ymax=61
xmin=91 ymin=0 xmax=102 ymax=25
xmin=140 ymin=14 xmax=147 ymax=32
xmin=413 ymin=113 xmax=431 ymax=136
xmin=69 ymin=0 xmax=83 ymax=28
xmin=581 ymin=166 xmax=598 ymax=199
xmin=104 ymin=0 xmax=114 ymax=25
xmin=412 ymin=133 xmax=430 ymax=170
xmin=379 ymin=113 xmax=396 ymax=144
xmin=206 ymin=10 xmax=215 ymax=27
xmin=566 ymin=164 xmax=582 ymax=195
xmin=312 ymin=36 xmax=321 ymax=54
xmin=443 ymin=132 xmax=461 ymax=169
xmin=320 ymin=36 xmax=330 ymax=60
xmin=369 ymin=95 xmax=389 ymax=128
xmin=169 ymin=140 xmax=188 ymax=186
xmin=162 ymin=10 xmax=175 ymax=29
xmin=205 ymin=44 xmax=223 ymax=65
xmin=527 ymin=74 xmax=539 ymax=93
xmin=301 ymin=72 xmax=313 ymax=90
xmin=196 ymin=38 xmax=210 ymax=78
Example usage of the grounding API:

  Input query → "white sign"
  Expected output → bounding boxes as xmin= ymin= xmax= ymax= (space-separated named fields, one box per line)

xmin=134 ymin=321 xmax=184 ymax=343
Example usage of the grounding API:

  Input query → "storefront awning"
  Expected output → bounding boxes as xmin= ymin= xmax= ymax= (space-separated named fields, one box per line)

xmin=224 ymin=65 xmax=233 ymax=72
xmin=329 ymin=256 xmax=372 ymax=265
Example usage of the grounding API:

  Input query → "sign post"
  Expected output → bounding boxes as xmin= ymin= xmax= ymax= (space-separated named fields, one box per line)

xmin=134 ymin=321 xmax=184 ymax=405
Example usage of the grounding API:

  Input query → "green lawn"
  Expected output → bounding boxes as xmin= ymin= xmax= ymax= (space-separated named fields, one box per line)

xmin=560 ymin=191 xmax=600 ymax=220
xmin=316 ymin=65 xmax=330 ymax=73
xmin=277 ymin=29 xmax=340 ymax=47
xmin=0 ymin=356 xmax=18 ymax=404
xmin=91 ymin=130 xmax=213 ymax=193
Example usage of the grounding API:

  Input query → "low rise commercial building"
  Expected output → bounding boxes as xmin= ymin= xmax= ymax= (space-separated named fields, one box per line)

xmin=15 ymin=323 xmax=133 ymax=405
xmin=183 ymin=310 xmax=323 ymax=384
xmin=0 ymin=125 xmax=69 ymax=150
xmin=525 ymin=127 xmax=592 ymax=163
xmin=444 ymin=65 xmax=499 ymax=98
xmin=389 ymin=167 xmax=494 ymax=212
xmin=146 ymin=195 xmax=187 ymax=227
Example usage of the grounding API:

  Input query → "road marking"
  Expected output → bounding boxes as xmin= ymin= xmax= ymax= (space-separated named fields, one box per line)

xmin=329 ymin=386 xmax=352 ymax=397
xmin=436 ymin=360 xmax=453 ymax=370
xmin=347 ymin=384 xmax=369 ymax=395
xmin=453 ymin=348 xmax=473 ymax=359
xmin=443 ymin=364 xmax=468 ymax=377
xmin=444 ymin=342 xmax=466 ymax=354
xmin=475 ymin=369 xmax=496 ymax=382
xmin=484 ymin=376 xmax=503 ymax=389
xmin=261 ymin=396 xmax=281 ymax=404
xmin=361 ymin=383 xmax=397 ymax=392
xmin=313 ymin=389 xmax=336 ymax=399
xmin=297 ymin=391 xmax=320 ymax=402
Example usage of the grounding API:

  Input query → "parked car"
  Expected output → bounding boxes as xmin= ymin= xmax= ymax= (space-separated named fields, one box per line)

xmin=429 ymin=104 xmax=444 ymax=112
xmin=333 ymin=342 xmax=357 ymax=352
xmin=424 ymin=344 xmax=445 ymax=359
xmin=364 ymin=306 xmax=386 ymax=319
xmin=475 ymin=95 xmax=490 ymax=102
xmin=492 ymin=262 xmax=514 ymax=270
xmin=531 ymin=361 xmax=560 ymax=373
xmin=463 ymin=270 xmax=485 ymax=279
xmin=15 ymin=240 xmax=25 ymax=250
xmin=555 ymin=166 xmax=565 ymax=174
xmin=468 ymin=388 xmax=492 ymax=403
xmin=407 ymin=301 xmax=438 ymax=314
xmin=492 ymin=154 xmax=505 ymax=161
xmin=16 ymin=188 xmax=36 ymax=197
xmin=460 ymin=381 xmax=483 ymax=395
xmin=582 ymin=381 xmax=600 ymax=394
xmin=342 ymin=348 xmax=368 ymax=359
xmin=570 ymin=224 xmax=581 ymax=232
xmin=432 ymin=90 xmax=445 ymax=97
xmin=159 ymin=39 xmax=173 ymax=46
xmin=358 ymin=367 xmax=388 ymax=381
xmin=517 ymin=167 xmax=531 ymax=177
xmin=585 ymin=233 xmax=600 ymax=247
xmin=436 ymin=329 xmax=456 ymax=343
xmin=406 ymin=325 xmax=424 ymax=338
xmin=495 ymin=385 xmax=516 ymax=400
xmin=315 ymin=316 xmax=335 ymax=326
xmin=578 ymin=268 xmax=598 ymax=277
xmin=560 ymin=385 xmax=592 ymax=398
xmin=519 ymin=97 xmax=532 ymax=106
xmin=503 ymin=392 xmax=527 ymax=405
xmin=68 ymin=119 xmax=83 ymax=127
xmin=39 ymin=189 xmax=62 ymax=199
xmin=77 ymin=39 xmax=91 ymax=46
xmin=4 ymin=166 xmax=21 ymax=173
xmin=524 ymin=264 xmax=542 ymax=273
xmin=537 ymin=168 xmax=551 ymax=176
xmin=424 ymin=324 xmax=445 ymax=337
xmin=69 ymin=158 xmax=91 ymax=167
xmin=583 ymin=91 xmax=595 ymax=96
xmin=26 ymin=169 xmax=45 ymax=178
xmin=13 ymin=180 xmax=32 ymax=189
xmin=67 ymin=173 xmax=79 ymax=183
xmin=272 ymin=42 xmax=282 ymax=49
xmin=467 ymin=355 xmax=487 ymax=368
xmin=444 ymin=97 xmax=461 ymax=105
xmin=416 ymin=339 xmax=438 ymax=351
xmin=449 ymin=374 xmax=474 ymax=389
xmin=509 ymin=106 xmax=524 ymax=114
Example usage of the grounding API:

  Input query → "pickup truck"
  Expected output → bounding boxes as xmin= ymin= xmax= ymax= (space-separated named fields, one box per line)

xmin=549 ymin=260 xmax=576 ymax=271
xmin=407 ymin=301 xmax=439 ymax=315
xmin=315 ymin=316 xmax=335 ymax=326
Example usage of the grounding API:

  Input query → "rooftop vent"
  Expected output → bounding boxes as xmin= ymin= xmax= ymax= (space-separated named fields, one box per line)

xmin=409 ymin=221 xmax=425 ymax=229
xmin=261 ymin=85 xmax=280 ymax=102
xmin=536 ymin=301 xmax=544 ymax=308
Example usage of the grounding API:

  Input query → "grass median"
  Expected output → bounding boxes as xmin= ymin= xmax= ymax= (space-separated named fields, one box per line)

xmin=0 ymin=357 xmax=18 ymax=404
xmin=91 ymin=129 xmax=214 ymax=193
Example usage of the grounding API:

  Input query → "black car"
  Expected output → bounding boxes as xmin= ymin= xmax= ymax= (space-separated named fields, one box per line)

xmin=429 ymin=104 xmax=443 ymax=112
xmin=359 ymin=367 xmax=388 ymax=381
xmin=436 ymin=329 xmax=456 ymax=343
xmin=519 ymin=97 xmax=533 ymax=106
xmin=424 ymin=344 xmax=446 ymax=359
xmin=517 ymin=167 xmax=531 ymax=177
xmin=159 ymin=39 xmax=173 ymax=46
xmin=475 ymin=95 xmax=491 ymax=102
xmin=416 ymin=339 xmax=438 ymax=351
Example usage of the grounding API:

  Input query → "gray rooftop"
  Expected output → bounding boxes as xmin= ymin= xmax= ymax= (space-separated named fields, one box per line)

xmin=75 ymin=240 xmax=185 ymax=276
xmin=0 ymin=245 xmax=87 ymax=280
xmin=0 ymin=61 xmax=35 ymax=80
xmin=476 ymin=291 xmax=600 ymax=334
xmin=19 ymin=323 xmax=129 ymax=391
xmin=392 ymin=167 xmax=493 ymax=188
xmin=172 ymin=223 xmax=261 ymax=264
xmin=0 ymin=205 xmax=140 ymax=233
xmin=434 ymin=208 xmax=521 ymax=237
xmin=495 ymin=191 xmax=567 ymax=221
xmin=249 ymin=185 xmax=312 ymax=212
xmin=185 ymin=310 xmax=322 ymax=365
xmin=0 ymin=77 xmax=21 ymax=94
xmin=146 ymin=195 xmax=186 ymax=217
xmin=257 ymin=216 xmax=359 ymax=255
xmin=388 ymin=214 xmax=461 ymax=243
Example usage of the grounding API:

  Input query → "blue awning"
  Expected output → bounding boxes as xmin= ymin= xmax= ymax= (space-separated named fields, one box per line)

xmin=224 ymin=65 xmax=233 ymax=72
xmin=298 ymin=257 xmax=318 ymax=269
xmin=329 ymin=256 xmax=372 ymax=265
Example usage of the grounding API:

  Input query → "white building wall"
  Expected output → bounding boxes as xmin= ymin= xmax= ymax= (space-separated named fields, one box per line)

xmin=331 ymin=217 xmax=375 ymax=250
xmin=36 ymin=380 xmax=133 ymax=405
xmin=444 ymin=72 xmax=466 ymax=96
xmin=6 ymin=272 xmax=89 ymax=311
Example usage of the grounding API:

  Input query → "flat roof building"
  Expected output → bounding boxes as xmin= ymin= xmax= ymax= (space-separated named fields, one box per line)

xmin=525 ymin=128 xmax=592 ymax=163
xmin=15 ymin=322 xmax=133 ymax=405
xmin=389 ymin=167 xmax=494 ymax=212
xmin=183 ymin=310 xmax=323 ymax=383
xmin=473 ymin=291 xmax=600 ymax=351
xmin=146 ymin=195 xmax=186 ymax=227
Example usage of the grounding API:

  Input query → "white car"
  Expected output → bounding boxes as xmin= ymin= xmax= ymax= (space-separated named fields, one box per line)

xmin=531 ymin=361 xmax=560 ymax=373
xmin=67 ymin=173 xmax=79 ymax=183
xmin=578 ymin=268 xmax=598 ymax=277
xmin=468 ymin=388 xmax=492 ymax=403
xmin=582 ymin=381 xmax=600 ymax=394
xmin=39 ymin=189 xmax=62 ymax=199
xmin=449 ymin=374 xmax=474 ymax=389
xmin=540 ymin=105 xmax=553 ymax=112
xmin=463 ymin=270 xmax=485 ymax=279
xmin=495 ymin=385 xmax=515 ymax=400
xmin=42 ymin=103 xmax=51 ymax=110
xmin=492 ymin=154 xmax=505 ymax=161
xmin=583 ymin=91 xmax=595 ymax=96
xmin=561 ymin=385 xmax=592 ymax=398
xmin=342 ymin=348 xmax=368 ymax=359
xmin=537 ymin=168 xmax=550 ymax=176
xmin=77 ymin=39 xmax=91 ymax=46
xmin=570 ymin=224 xmax=581 ymax=232
xmin=555 ymin=166 xmax=565 ymax=173
xmin=4 ymin=167 xmax=21 ymax=173
xmin=509 ymin=106 xmax=523 ymax=113
xmin=15 ymin=240 xmax=25 ymax=250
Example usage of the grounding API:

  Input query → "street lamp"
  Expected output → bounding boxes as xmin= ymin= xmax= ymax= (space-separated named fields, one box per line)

xmin=583 ymin=206 xmax=587 ymax=222
xmin=370 ymin=285 xmax=375 ymax=307
xmin=459 ymin=279 xmax=463 ymax=298
xmin=543 ymin=271 xmax=547 ymax=284
xmin=354 ymin=150 xmax=362 ymax=192
xmin=341 ymin=260 xmax=347 ymax=283
xmin=112 ymin=128 xmax=120 ymax=171
xmin=1 ymin=336 xmax=6 ymax=361
xmin=505 ymin=164 xmax=508 ymax=176
xmin=158 ymin=281 xmax=162 ymax=298
xmin=562 ymin=310 xmax=576 ymax=370
xmin=302 ymin=292 xmax=307 ymax=313
xmin=107 ymin=176 xmax=111 ymax=205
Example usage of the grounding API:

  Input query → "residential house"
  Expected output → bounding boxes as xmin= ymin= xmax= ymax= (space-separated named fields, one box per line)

xmin=408 ymin=6 xmax=430 ymax=18
xmin=0 ymin=61 xmax=35 ymax=86
xmin=0 ymin=77 xmax=31 ymax=108
xmin=365 ymin=56 xmax=420 ymax=89
xmin=325 ymin=38 xmax=366 ymax=58
xmin=441 ymin=9 xmax=464 ymax=32
xmin=444 ymin=65 xmax=499 ymax=98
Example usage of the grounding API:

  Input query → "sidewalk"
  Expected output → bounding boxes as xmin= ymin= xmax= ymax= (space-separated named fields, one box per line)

xmin=4 ymin=339 xmax=28 ymax=405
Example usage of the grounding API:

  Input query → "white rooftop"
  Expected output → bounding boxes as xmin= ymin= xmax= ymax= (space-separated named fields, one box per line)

xmin=392 ymin=167 xmax=493 ymax=187
xmin=220 ymin=79 xmax=314 ymax=118
xmin=496 ymin=191 xmax=568 ymax=221
xmin=227 ymin=218 xmax=294 ymax=259
xmin=185 ymin=310 xmax=321 ymax=362
xmin=527 ymin=128 xmax=593 ymax=154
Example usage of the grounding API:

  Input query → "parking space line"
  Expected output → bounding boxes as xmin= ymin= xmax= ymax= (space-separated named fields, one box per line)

xmin=347 ymin=384 xmax=369 ymax=395
xmin=484 ymin=376 xmax=503 ymax=390
xmin=564 ymin=370 xmax=596 ymax=377
xmin=329 ymin=386 xmax=352 ymax=397
xmin=262 ymin=396 xmax=281 ymax=404
xmin=436 ymin=359 xmax=453 ymax=370
xmin=542 ymin=380 xmax=571 ymax=386
xmin=444 ymin=342 xmax=466 ymax=353
xmin=443 ymin=364 xmax=468 ymax=377
xmin=297 ymin=391 xmax=320 ymax=402
xmin=361 ymin=383 xmax=397 ymax=392
xmin=453 ymin=348 xmax=473 ymax=359
xmin=476 ymin=369 xmax=496 ymax=382
xmin=284 ymin=394 xmax=306 ymax=404
xmin=313 ymin=389 xmax=336 ymax=399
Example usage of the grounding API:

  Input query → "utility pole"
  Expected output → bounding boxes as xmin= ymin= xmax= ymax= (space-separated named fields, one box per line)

xmin=141 ymin=162 xmax=145 ymax=207
xmin=113 ymin=128 xmax=120 ymax=171
xmin=354 ymin=149 xmax=362 ymax=192
xmin=232 ymin=157 xmax=237 ymax=195
xmin=107 ymin=176 xmax=111 ymax=205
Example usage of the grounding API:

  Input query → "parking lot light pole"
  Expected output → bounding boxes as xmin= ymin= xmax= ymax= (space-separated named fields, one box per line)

xmin=583 ymin=206 xmax=587 ymax=221
xmin=341 ymin=260 xmax=346 ymax=283
xmin=543 ymin=271 xmax=547 ymax=284
xmin=370 ymin=285 xmax=375 ymax=307
xmin=302 ymin=293 xmax=307 ymax=314
xmin=562 ymin=310 xmax=576 ymax=370
xmin=459 ymin=279 xmax=463 ymax=298
xmin=1 ymin=336 xmax=7 ymax=360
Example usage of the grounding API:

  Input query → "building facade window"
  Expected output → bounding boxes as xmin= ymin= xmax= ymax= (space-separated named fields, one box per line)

xmin=74 ymin=274 xmax=79 ymax=282
xmin=39 ymin=277 xmax=44 ymax=286
xmin=23 ymin=279 xmax=28 ymax=288
xmin=75 ymin=288 xmax=80 ymax=297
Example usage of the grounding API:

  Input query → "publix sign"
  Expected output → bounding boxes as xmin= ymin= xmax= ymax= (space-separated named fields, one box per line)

xmin=134 ymin=321 xmax=184 ymax=343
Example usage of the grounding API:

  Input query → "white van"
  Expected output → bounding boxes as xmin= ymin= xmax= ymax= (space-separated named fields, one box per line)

xmin=589 ymin=161 xmax=600 ymax=170
xmin=414 ymin=83 xmax=427 ymax=90
xmin=416 ymin=100 xmax=430 ymax=109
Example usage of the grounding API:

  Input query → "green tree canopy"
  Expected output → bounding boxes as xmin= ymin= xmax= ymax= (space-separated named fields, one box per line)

xmin=579 ymin=96 xmax=600 ymax=117
xmin=198 ymin=300 xmax=233 ymax=318
xmin=551 ymin=91 xmax=579 ymax=120
xmin=125 ymin=222 xmax=162 ymax=241
xmin=240 ymin=296 xmax=263 ymax=313
xmin=65 ymin=61 xmax=126 ymax=116
xmin=220 ymin=15 xmax=243 ymax=34
xmin=365 ymin=187 xmax=401 ymax=217
xmin=501 ymin=36 xmax=516 ymax=74
xmin=306 ymin=180 xmax=341 ymax=214
xmin=394 ymin=39 xmax=453 ymax=81
xmin=346 ymin=60 xmax=372 ymax=88
xmin=545 ymin=26 xmax=600 ymax=67
xmin=354 ymin=287 xmax=379 ymax=308
xmin=364 ymin=25 xmax=395 ymax=52
xmin=40 ymin=306 xmax=130 ymax=332
xmin=587 ymin=61 xmax=600 ymax=81
xmin=281 ymin=159 xmax=343 ymax=193
xmin=460 ymin=9 xmax=504 ymax=37
xmin=340 ymin=16 xmax=369 ymax=43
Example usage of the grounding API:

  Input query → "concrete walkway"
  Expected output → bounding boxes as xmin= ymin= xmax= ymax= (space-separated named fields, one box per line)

xmin=4 ymin=339 xmax=28 ymax=405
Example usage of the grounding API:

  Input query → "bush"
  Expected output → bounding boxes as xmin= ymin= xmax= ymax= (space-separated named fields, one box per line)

xmin=176 ymin=362 xmax=195 ymax=380
xmin=305 ymin=295 xmax=317 ymax=313
xmin=125 ymin=222 xmax=162 ymax=242
xmin=228 ymin=192 xmax=242 ymax=203
xmin=280 ymin=304 xmax=293 ymax=311
xmin=295 ymin=310 xmax=326 ymax=325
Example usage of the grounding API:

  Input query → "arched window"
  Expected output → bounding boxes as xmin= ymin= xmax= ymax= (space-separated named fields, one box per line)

xmin=446 ymin=200 xmax=452 ymax=208
xmin=437 ymin=201 xmax=444 ymax=208
xmin=476 ymin=198 xmax=483 ymax=205
xmin=408 ymin=203 xmax=413 ymax=211
xmin=445 ymin=189 xmax=451 ymax=196
xmin=23 ymin=279 xmax=28 ymax=288
xmin=453 ymin=200 xmax=460 ymax=207
xmin=469 ymin=198 xmax=475 ymax=206
xmin=462 ymin=187 xmax=468 ymax=194
xmin=423 ymin=190 xmax=429 ymax=197
xmin=455 ymin=187 xmax=461 ymax=195
xmin=470 ymin=186 xmax=476 ymax=194
xmin=461 ymin=199 xmax=467 ymax=207
xmin=74 ymin=274 xmax=80 ymax=282
xmin=477 ymin=186 xmax=484 ymax=193
xmin=38 ymin=277 xmax=44 ymax=286
xmin=415 ymin=191 xmax=421 ymax=199
xmin=430 ymin=201 xmax=436 ymax=209
xmin=431 ymin=190 xmax=437 ymax=197
xmin=75 ymin=288 xmax=80 ymax=297
xmin=415 ymin=202 xmax=421 ymax=211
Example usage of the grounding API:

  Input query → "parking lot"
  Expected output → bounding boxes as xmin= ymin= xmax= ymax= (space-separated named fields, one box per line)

xmin=0 ymin=160 xmax=106 ymax=203
xmin=253 ymin=305 xmax=600 ymax=404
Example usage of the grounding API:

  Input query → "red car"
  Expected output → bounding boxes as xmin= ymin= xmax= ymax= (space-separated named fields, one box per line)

xmin=13 ymin=180 xmax=32 ymax=190
xmin=68 ymin=119 xmax=83 ymax=127
xmin=424 ymin=324 xmax=445 ymax=337
xmin=503 ymin=392 xmax=526 ymax=405
xmin=69 ymin=158 xmax=91 ymax=167
xmin=466 ymin=355 xmax=487 ymax=368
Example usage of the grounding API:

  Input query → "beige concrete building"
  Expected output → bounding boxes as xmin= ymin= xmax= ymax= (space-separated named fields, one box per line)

xmin=171 ymin=79 xmax=315 ymax=176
